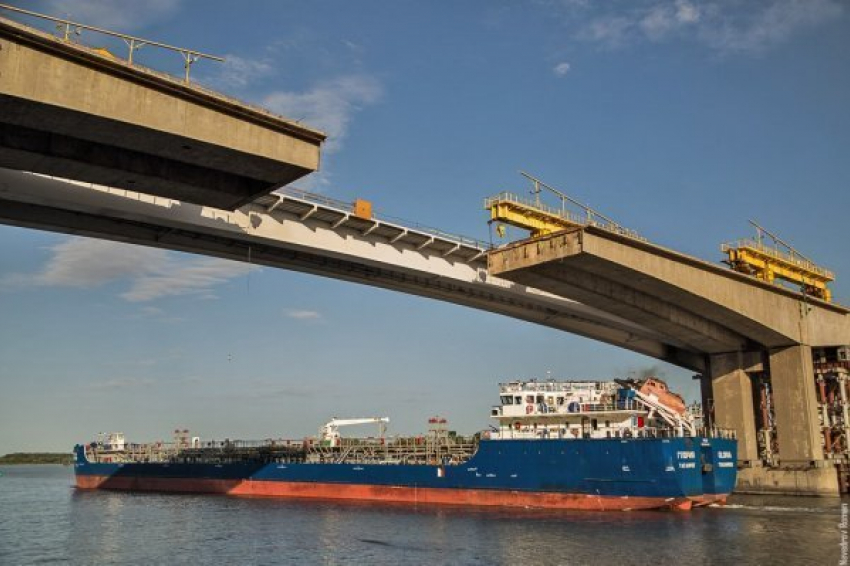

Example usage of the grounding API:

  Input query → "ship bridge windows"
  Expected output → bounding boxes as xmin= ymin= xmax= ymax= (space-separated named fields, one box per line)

xmin=556 ymin=396 xmax=564 ymax=406
xmin=514 ymin=396 xmax=521 ymax=404
xmin=536 ymin=395 xmax=544 ymax=404
xmin=500 ymin=395 xmax=514 ymax=405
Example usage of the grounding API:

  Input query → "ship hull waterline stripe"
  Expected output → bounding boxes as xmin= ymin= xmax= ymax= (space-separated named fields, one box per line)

xmin=75 ymin=475 xmax=693 ymax=511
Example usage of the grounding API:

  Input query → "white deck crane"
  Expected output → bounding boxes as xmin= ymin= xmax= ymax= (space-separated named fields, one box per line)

xmin=320 ymin=417 xmax=390 ymax=448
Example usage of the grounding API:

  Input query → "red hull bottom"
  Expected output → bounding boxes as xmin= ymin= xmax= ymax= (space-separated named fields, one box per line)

xmin=76 ymin=475 xmax=692 ymax=511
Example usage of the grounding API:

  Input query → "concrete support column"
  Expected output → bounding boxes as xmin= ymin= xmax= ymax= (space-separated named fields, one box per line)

xmin=768 ymin=345 xmax=824 ymax=464
xmin=709 ymin=352 xmax=759 ymax=464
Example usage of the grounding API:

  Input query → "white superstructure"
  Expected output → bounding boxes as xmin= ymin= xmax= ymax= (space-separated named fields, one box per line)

xmin=489 ymin=378 xmax=696 ymax=440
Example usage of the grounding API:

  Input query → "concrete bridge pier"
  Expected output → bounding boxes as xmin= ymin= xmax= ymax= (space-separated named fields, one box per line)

xmin=708 ymin=352 xmax=759 ymax=464
xmin=770 ymin=345 xmax=824 ymax=464
xmin=733 ymin=344 xmax=840 ymax=495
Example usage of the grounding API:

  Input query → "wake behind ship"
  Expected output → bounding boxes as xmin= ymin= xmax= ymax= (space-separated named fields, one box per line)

xmin=74 ymin=377 xmax=737 ymax=511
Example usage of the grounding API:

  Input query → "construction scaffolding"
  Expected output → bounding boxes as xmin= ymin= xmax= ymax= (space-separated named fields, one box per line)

xmin=748 ymin=346 xmax=850 ymax=493
xmin=813 ymin=347 xmax=850 ymax=491
xmin=722 ymin=220 xmax=834 ymax=301
xmin=485 ymin=172 xmax=644 ymax=240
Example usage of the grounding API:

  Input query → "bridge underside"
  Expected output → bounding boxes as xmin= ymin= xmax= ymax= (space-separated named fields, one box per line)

xmin=0 ymin=169 xmax=701 ymax=372
xmin=0 ymin=17 xmax=325 ymax=210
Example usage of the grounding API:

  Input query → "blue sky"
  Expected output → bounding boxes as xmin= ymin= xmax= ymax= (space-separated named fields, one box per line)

xmin=1 ymin=0 xmax=848 ymax=453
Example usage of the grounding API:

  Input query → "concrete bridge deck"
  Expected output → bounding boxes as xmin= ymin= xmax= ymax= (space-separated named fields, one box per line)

xmin=0 ymin=168 xmax=684 ymax=367
xmin=487 ymin=227 xmax=850 ymax=351
xmin=0 ymin=16 xmax=325 ymax=210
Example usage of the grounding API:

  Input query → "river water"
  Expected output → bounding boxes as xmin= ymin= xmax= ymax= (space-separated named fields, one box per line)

xmin=0 ymin=465 xmax=843 ymax=565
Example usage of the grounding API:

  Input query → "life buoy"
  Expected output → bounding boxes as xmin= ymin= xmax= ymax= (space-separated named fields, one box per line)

xmin=526 ymin=404 xmax=534 ymax=414
xmin=514 ymin=421 xmax=521 ymax=431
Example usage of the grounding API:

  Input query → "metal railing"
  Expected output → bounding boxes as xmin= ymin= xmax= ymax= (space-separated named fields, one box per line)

xmin=496 ymin=425 xmax=736 ymax=440
xmin=499 ymin=380 xmax=612 ymax=393
xmin=278 ymin=187 xmax=353 ymax=212
xmin=280 ymin=187 xmax=492 ymax=251
xmin=494 ymin=399 xmax=644 ymax=416
xmin=0 ymin=3 xmax=223 ymax=83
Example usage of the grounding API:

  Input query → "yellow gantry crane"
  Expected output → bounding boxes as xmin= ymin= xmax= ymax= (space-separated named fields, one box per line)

xmin=485 ymin=172 xmax=643 ymax=240
xmin=722 ymin=220 xmax=834 ymax=302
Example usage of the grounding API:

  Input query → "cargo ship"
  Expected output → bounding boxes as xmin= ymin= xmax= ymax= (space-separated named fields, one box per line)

xmin=74 ymin=377 xmax=737 ymax=511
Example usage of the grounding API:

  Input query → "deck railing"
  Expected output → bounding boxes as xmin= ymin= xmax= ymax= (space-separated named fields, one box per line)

xmin=0 ymin=3 xmax=222 ymax=83
xmin=280 ymin=187 xmax=492 ymax=251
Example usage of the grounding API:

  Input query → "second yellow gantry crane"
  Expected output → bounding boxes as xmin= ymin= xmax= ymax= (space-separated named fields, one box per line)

xmin=722 ymin=220 xmax=834 ymax=302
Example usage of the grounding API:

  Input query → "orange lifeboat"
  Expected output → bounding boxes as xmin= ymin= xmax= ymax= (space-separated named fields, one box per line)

xmin=638 ymin=377 xmax=687 ymax=415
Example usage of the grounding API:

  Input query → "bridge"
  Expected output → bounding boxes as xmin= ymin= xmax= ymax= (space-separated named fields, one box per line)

xmin=0 ymin=168 xmax=682 ymax=365
xmin=1 ymin=8 xmax=848 ymax=495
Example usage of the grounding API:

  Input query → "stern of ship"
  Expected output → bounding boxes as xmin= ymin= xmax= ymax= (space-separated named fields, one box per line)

xmin=692 ymin=437 xmax=738 ymax=506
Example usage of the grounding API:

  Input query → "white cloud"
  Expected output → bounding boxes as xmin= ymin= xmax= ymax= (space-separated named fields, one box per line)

xmin=640 ymin=4 xmax=676 ymax=40
xmin=578 ymin=15 xmax=634 ymax=47
xmin=699 ymin=0 xmax=843 ymax=53
xmin=553 ymin=61 xmax=572 ymax=77
xmin=121 ymin=256 xmax=255 ymax=302
xmin=571 ymin=0 xmax=842 ymax=53
xmin=675 ymin=0 xmax=700 ymax=24
xmin=638 ymin=2 xmax=698 ymax=40
xmin=35 ymin=238 xmax=162 ymax=288
xmin=37 ymin=0 xmax=182 ymax=32
xmin=22 ymin=237 xmax=256 ymax=302
xmin=262 ymin=75 xmax=383 ymax=152
xmin=284 ymin=309 xmax=323 ymax=321
xmin=202 ymin=54 xmax=275 ymax=91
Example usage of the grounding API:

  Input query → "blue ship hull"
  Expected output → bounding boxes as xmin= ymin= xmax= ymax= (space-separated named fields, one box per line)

xmin=75 ymin=437 xmax=737 ymax=511
xmin=696 ymin=437 xmax=737 ymax=505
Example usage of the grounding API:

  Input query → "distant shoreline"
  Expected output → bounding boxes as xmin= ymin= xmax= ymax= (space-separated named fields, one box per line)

xmin=0 ymin=453 xmax=73 ymax=465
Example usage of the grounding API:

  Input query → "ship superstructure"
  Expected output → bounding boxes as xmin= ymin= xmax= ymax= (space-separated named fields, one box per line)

xmin=491 ymin=378 xmax=699 ymax=440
